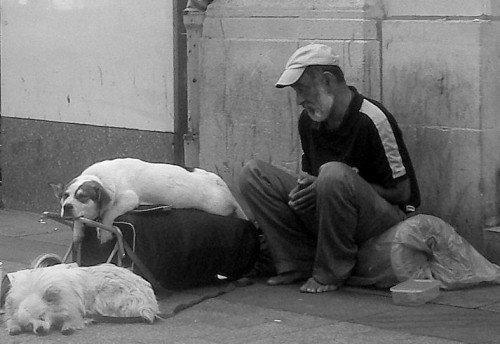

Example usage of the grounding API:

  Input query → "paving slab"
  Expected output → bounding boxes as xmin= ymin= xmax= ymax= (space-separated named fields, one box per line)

xmin=355 ymin=302 xmax=500 ymax=344
xmin=0 ymin=209 xmax=74 ymax=269
xmin=205 ymin=281 xmax=402 ymax=321
xmin=0 ymin=209 xmax=58 ymax=235
xmin=4 ymin=209 xmax=500 ymax=343
xmin=186 ymin=278 xmax=500 ymax=344
xmin=250 ymin=321 xmax=463 ymax=344
xmin=0 ymin=236 xmax=68 ymax=267
xmin=0 ymin=297 xmax=465 ymax=344
xmin=478 ymin=301 xmax=500 ymax=313
xmin=0 ymin=209 xmax=72 ymax=242
xmin=433 ymin=285 xmax=500 ymax=309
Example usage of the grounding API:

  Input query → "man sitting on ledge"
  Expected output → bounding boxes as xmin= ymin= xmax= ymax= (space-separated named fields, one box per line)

xmin=239 ymin=44 xmax=420 ymax=293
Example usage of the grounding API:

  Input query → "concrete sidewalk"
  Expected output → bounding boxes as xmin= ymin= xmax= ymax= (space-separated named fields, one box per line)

xmin=1 ymin=209 xmax=500 ymax=344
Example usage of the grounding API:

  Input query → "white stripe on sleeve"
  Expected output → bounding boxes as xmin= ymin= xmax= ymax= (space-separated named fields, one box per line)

xmin=360 ymin=99 xmax=406 ymax=179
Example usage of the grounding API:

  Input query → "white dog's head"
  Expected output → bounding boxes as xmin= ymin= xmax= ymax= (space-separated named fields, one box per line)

xmin=49 ymin=176 xmax=111 ymax=221
xmin=13 ymin=291 xmax=55 ymax=335
xmin=4 ymin=266 xmax=87 ymax=335
xmin=4 ymin=264 xmax=159 ymax=335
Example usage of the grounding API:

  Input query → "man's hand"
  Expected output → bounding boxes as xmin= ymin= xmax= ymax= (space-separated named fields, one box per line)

xmin=288 ymin=173 xmax=317 ymax=213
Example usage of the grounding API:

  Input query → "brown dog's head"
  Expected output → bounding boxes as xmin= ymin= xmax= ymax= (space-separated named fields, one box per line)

xmin=49 ymin=176 xmax=111 ymax=221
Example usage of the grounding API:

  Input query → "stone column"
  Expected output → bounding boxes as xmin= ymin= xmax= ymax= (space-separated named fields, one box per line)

xmin=183 ymin=7 xmax=206 ymax=167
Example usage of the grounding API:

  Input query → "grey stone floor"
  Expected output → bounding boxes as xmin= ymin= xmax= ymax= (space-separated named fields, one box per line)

xmin=2 ymin=209 xmax=500 ymax=344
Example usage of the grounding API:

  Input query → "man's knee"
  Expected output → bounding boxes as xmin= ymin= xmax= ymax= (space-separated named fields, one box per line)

xmin=239 ymin=159 xmax=262 ymax=191
xmin=316 ymin=162 xmax=355 ymax=190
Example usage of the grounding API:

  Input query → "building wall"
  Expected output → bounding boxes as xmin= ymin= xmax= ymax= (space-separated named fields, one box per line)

xmin=382 ymin=1 xmax=500 ymax=246
xmin=189 ymin=0 xmax=500 ymax=247
xmin=1 ymin=0 xmax=176 ymax=132
xmin=0 ymin=0 xmax=188 ymax=211
xmin=197 ymin=0 xmax=382 ymax=180
xmin=1 ymin=118 xmax=176 ymax=213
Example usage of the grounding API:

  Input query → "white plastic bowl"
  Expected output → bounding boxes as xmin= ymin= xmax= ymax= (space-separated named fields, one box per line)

xmin=390 ymin=279 xmax=441 ymax=306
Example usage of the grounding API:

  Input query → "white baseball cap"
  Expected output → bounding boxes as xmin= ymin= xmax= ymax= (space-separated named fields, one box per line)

xmin=275 ymin=44 xmax=340 ymax=88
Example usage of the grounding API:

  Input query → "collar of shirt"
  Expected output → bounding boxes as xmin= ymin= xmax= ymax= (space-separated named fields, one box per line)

xmin=314 ymin=86 xmax=363 ymax=137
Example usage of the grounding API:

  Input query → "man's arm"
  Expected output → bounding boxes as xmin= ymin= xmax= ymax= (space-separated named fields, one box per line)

xmin=370 ymin=177 xmax=410 ymax=205
xmin=289 ymin=172 xmax=411 ymax=212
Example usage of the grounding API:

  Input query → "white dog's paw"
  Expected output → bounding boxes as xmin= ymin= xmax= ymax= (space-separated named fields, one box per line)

xmin=97 ymin=229 xmax=114 ymax=244
xmin=140 ymin=309 xmax=158 ymax=324
xmin=61 ymin=327 xmax=75 ymax=336
xmin=7 ymin=324 xmax=22 ymax=336
xmin=61 ymin=315 xmax=85 ymax=335
xmin=84 ymin=318 xmax=96 ymax=326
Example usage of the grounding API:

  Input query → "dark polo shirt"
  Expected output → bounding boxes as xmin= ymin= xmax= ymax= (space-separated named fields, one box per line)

xmin=299 ymin=87 xmax=421 ymax=211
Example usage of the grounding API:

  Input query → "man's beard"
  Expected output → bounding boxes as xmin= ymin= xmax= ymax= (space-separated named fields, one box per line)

xmin=306 ymin=87 xmax=334 ymax=122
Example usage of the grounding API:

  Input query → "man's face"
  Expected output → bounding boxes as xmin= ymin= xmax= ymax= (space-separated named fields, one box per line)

xmin=292 ymin=70 xmax=334 ymax=122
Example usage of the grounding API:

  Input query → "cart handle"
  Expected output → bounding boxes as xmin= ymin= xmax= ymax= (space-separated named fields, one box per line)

xmin=76 ymin=217 xmax=126 ymax=262
xmin=41 ymin=212 xmax=126 ymax=263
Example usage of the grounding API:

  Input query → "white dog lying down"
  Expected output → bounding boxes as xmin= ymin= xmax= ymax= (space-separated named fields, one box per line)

xmin=3 ymin=263 xmax=159 ymax=335
xmin=49 ymin=158 xmax=248 ymax=243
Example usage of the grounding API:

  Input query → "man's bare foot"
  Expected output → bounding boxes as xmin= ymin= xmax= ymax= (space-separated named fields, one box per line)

xmin=299 ymin=277 xmax=339 ymax=293
xmin=267 ymin=271 xmax=308 ymax=286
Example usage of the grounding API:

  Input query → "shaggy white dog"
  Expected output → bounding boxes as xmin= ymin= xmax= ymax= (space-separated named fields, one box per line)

xmin=3 ymin=263 xmax=159 ymax=335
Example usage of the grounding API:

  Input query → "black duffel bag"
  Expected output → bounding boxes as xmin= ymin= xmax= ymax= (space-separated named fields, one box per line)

xmin=77 ymin=207 xmax=260 ymax=290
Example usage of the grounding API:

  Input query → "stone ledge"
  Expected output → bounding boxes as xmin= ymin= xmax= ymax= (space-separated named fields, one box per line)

xmin=206 ymin=0 xmax=384 ymax=19
xmin=203 ymin=17 xmax=379 ymax=40
xmin=385 ymin=0 xmax=500 ymax=17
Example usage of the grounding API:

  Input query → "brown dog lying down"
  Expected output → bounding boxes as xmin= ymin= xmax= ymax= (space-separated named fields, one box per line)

xmin=50 ymin=158 xmax=247 ymax=243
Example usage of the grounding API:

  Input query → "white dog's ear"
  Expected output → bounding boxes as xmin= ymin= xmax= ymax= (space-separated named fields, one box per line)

xmin=1 ymin=275 xmax=10 ymax=308
xmin=80 ymin=181 xmax=112 ymax=209
xmin=48 ymin=182 xmax=65 ymax=200
xmin=42 ymin=285 xmax=61 ymax=305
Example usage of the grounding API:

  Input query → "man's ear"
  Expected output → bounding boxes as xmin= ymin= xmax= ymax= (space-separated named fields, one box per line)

xmin=48 ymin=183 xmax=64 ymax=200
xmin=322 ymin=71 xmax=338 ymax=87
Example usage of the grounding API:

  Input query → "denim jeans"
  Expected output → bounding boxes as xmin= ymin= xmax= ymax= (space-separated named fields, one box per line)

xmin=239 ymin=159 xmax=406 ymax=286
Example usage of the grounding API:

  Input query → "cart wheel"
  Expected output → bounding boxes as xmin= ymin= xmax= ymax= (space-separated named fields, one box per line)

xmin=31 ymin=253 xmax=63 ymax=269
